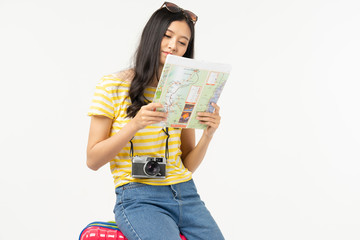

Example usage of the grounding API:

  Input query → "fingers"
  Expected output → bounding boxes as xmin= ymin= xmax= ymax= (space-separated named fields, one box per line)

xmin=140 ymin=105 xmax=167 ymax=120
xmin=195 ymin=103 xmax=221 ymax=137
xmin=133 ymin=103 xmax=167 ymax=129
xmin=144 ymin=102 xmax=165 ymax=111
xmin=198 ymin=103 xmax=220 ymax=118
xmin=196 ymin=113 xmax=221 ymax=126
xmin=211 ymin=102 xmax=220 ymax=114
xmin=197 ymin=103 xmax=221 ymax=127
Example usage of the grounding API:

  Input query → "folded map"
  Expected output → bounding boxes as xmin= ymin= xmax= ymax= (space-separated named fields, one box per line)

xmin=153 ymin=55 xmax=231 ymax=129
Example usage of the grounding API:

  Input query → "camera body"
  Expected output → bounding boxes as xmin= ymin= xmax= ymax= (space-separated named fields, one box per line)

xmin=131 ymin=156 xmax=166 ymax=179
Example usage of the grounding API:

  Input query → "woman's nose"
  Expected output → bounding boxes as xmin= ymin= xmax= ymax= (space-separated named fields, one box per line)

xmin=168 ymin=38 xmax=177 ymax=51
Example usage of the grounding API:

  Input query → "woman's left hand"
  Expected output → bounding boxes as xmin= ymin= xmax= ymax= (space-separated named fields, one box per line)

xmin=196 ymin=103 xmax=221 ymax=138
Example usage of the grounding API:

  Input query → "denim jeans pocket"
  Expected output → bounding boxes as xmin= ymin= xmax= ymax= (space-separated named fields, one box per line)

xmin=122 ymin=182 xmax=146 ymax=190
xmin=114 ymin=183 xmax=145 ymax=213
xmin=118 ymin=182 xmax=149 ymax=203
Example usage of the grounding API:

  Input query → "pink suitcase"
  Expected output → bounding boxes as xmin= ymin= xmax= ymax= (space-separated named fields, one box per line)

xmin=79 ymin=221 xmax=187 ymax=240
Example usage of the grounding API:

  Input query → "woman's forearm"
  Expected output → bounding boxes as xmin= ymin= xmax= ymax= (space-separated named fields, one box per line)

xmin=87 ymin=120 xmax=139 ymax=171
xmin=182 ymin=134 xmax=213 ymax=172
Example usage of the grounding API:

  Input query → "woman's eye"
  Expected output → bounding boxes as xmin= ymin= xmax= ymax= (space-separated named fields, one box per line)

xmin=179 ymin=42 xmax=186 ymax=46
xmin=164 ymin=35 xmax=171 ymax=38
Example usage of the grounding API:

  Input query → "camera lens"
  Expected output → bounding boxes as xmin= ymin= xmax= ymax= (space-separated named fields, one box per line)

xmin=144 ymin=160 xmax=160 ymax=176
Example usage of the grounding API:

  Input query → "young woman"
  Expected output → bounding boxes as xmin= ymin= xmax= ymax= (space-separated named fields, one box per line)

xmin=87 ymin=2 xmax=224 ymax=240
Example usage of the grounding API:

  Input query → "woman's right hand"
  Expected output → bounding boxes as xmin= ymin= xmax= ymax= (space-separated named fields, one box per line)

xmin=132 ymin=103 xmax=168 ymax=130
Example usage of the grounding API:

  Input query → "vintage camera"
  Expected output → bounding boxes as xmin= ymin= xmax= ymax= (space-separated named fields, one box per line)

xmin=131 ymin=156 xmax=166 ymax=179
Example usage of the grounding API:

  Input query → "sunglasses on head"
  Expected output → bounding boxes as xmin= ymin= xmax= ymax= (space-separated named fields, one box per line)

xmin=161 ymin=2 xmax=198 ymax=25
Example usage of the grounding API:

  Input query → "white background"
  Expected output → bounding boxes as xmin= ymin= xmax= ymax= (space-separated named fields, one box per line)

xmin=1 ymin=0 xmax=359 ymax=239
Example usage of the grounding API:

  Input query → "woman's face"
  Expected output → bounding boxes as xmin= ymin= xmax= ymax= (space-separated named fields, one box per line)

xmin=160 ymin=20 xmax=191 ymax=66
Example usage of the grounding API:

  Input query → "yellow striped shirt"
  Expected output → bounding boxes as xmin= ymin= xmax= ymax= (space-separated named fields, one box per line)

xmin=88 ymin=70 xmax=192 ymax=187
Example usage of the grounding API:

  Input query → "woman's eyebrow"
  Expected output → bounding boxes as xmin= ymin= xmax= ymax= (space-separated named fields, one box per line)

xmin=166 ymin=29 xmax=190 ymax=41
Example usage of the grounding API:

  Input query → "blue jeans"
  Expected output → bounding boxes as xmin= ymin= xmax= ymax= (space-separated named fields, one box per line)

xmin=113 ymin=179 xmax=224 ymax=240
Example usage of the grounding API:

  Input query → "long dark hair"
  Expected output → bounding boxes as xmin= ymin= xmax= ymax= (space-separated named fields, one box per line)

xmin=126 ymin=7 xmax=195 ymax=118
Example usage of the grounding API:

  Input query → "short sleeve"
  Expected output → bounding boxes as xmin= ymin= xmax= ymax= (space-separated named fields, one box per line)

xmin=88 ymin=77 xmax=115 ymax=119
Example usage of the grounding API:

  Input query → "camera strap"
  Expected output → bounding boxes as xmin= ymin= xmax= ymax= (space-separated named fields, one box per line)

xmin=162 ymin=127 xmax=170 ymax=159
xmin=129 ymin=136 xmax=134 ymax=158
xmin=129 ymin=127 xmax=170 ymax=159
